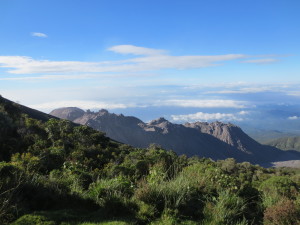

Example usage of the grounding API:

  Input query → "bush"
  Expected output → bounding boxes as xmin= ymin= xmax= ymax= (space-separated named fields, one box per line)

xmin=87 ymin=176 xmax=133 ymax=205
xmin=134 ymin=174 xmax=204 ymax=220
xmin=263 ymin=199 xmax=300 ymax=225
xmin=203 ymin=191 xmax=248 ymax=225
xmin=11 ymin=214 xmax=55 ymax=225
xmin=136 ymin=201 xmax=158 ymax=223
xmin=260 ymin=176 xmax=298 ymax=208
xmin=0 ymin=162 xmax=24 ymax=223
xmin=260 ymin=176 xmax=298 ymax=198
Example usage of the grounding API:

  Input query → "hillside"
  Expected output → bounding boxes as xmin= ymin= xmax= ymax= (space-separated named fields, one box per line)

xmin=2 ymin=95 xmax=300 ymax=224
xmin=50 ymin=107 xmax=300 ymax=165
xmin=243 ymin=127 xmax=298 ymax=143
xmin=265 ymin=136 xmax=300 ymax=151
xmin=0 ymin=96 xmax=56 ymax=122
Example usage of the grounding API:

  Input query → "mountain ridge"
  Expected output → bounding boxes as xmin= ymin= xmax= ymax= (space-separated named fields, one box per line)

xmin=265 ymin=136 xmax=300 ymax=151
xmin=50 ymin=107 xmax=300 ymax=165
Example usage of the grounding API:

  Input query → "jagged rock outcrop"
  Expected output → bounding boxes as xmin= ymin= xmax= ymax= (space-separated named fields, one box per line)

xmin=50 ymin=107 xmax=300 ymax=164
xmin=185 ymin=122 xmax=250 ymax=153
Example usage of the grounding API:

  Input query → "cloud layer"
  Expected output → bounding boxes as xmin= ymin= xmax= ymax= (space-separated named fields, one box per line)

xmin=171 ymin=111 xmax=248 ymax=122
xmin=108 ymin=45 xmax=166 ymax=55
xmin=28 ymin=100 xmax=138 ymax=111
xmin=157 ymin=99 xmax=247 ymax=108
xmin=288 ymin=116 xmax=299 ymax=120
xmin=242 ymin=58 xmax=278 ymax=64
xmin=0 ymin=45 xmax=277 ymax=75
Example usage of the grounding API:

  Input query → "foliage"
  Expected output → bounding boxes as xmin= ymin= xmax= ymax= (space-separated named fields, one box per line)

xmin=11 ymin=214 xmax=55 ymax=225
xmin=263 ymin=198 xmax=300 ymax=225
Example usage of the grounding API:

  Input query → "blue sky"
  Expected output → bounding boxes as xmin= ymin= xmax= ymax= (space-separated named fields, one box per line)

xmin=1 ymin=0 xmax=300 ymax=127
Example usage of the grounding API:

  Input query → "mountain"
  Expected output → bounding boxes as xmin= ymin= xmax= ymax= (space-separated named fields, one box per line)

xmin=241 ymin=126 xmax=298 ymax=143
xmin=50 ymin=107 xmax=300 ymax=165
xmin=0 ymin=95 xmax=56 ymax=122
xmin=264 ymin=136 xmax=300 ymax=151
xmin=50 ymin=107 xmax=85 ymax=121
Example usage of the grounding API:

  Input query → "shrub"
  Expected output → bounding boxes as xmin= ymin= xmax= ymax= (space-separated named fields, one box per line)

xmin=203 ymin=191 xmax=248 ymax=225
xmin=134 ymin=174 xmax=204 ymax=220
xmin=0 ymin=162 xmax=24 ymax=223
xmin=11 ymin=214 xmax=55 ymax=225
xmin=260 ymin=176 xmax=298 ymax=208
xmin=11 ymin=153 xmax=41 ymax=174
xmin=263 ymin=198 xmax=300 ymax=225
xmin=260 ymin=176 xmax=298 ymax=198
xmin=136 ymin=201 xmax=158 ymax=223
xmin=87 ymin=176 xmax=134 ymax=206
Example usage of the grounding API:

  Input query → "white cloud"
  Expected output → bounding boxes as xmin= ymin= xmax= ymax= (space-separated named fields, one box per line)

xmin=0 ymin=45 xmax=246 ymax=74
xmin=0 ymin=74 xmax=93 ymax=81
xmin=36 ymin=99 xmax=248 ymax=111
xmin=242 ymin=58 xmax=278 ymax=64
xmin=0 ymin=73 xmax=123 ymax=81
xmin=31 ymin=32 xmax=48 ymax=38
xmin=206 ymin=86 xmax=274 ymax=94
xmin=171 ymin=111 xmax=244 ymax=122
xmin=238 ymin=111 xmax=249 ymax=115
xmin=29 ymin=100 xmax=138 ymax=111
xmin=157 ymin=99 xmax=246 ymax=108
xmin=108 ymin=45 xmax=166 ymax=55
xmin=201 ymin=83 xmax=300 ymax=96
xmin=287 ymin=91 xmax=300 ymax=97
xmin=288 ymin=116 xmax=299 ymax=120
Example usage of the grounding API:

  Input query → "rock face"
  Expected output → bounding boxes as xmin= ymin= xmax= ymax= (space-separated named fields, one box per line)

xmin=50 ymin=107 xmax=85 ymax=121
xmin=50 ymin=107 xmax=300 ymax=164
xmin=185 ymin=122 xmax=252 ymax=153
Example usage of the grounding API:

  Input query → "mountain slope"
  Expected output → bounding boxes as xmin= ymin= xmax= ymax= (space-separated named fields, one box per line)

xmin=50 ymin=107 xmax=300 ymax=164
xmin=242 ymin=126 xmax=298 ymax=143
xmin=265 ymin=136 xmax=300 ymax=151
xmin=0 ymin=95 xmax=56 ymax=122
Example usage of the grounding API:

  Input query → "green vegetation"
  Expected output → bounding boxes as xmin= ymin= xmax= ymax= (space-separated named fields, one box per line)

xmin=1 ymin=96 xmax=300 ymax=224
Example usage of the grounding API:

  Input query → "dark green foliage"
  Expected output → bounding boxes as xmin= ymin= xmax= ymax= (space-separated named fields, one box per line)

xmin=11 ymin=214 xmax=55 ymax=225
xmin=260 ymin=176 xmax=298 ymax=198
xmin=1 ymin=96 xmax=300 ymax=224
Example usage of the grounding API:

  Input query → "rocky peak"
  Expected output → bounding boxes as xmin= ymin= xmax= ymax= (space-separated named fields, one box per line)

xmin=148 ymin=117 xmax=169 ymax=126
xmin=184 ymin=121 xmax=249 ymax=152
xmin=96 ymin=109 xmax=110 ymax=116
xmin=49 ymin=107 xmax=85 ymax=121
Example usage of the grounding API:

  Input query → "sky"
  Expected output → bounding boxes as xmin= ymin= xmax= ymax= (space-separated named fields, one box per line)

xmin=1 ymin=0 xmax=300 ymax=130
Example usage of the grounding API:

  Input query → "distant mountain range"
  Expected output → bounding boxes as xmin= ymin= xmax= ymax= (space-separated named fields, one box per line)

xmin=50 ymin=107 xmax=300 ymax=165
xmin=264 ymin=136 xmax=300 ymax=152
xmin=240 ymin=126 xmax=298 ymax=143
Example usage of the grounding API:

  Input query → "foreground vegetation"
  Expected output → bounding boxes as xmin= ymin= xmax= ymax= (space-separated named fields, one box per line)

xmin=1 ymin=97 xmax=300 ymax=224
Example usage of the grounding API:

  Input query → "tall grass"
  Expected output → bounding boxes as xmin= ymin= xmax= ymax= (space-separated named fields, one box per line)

xmin=202 ymin=191 xmax=248 ymax=225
